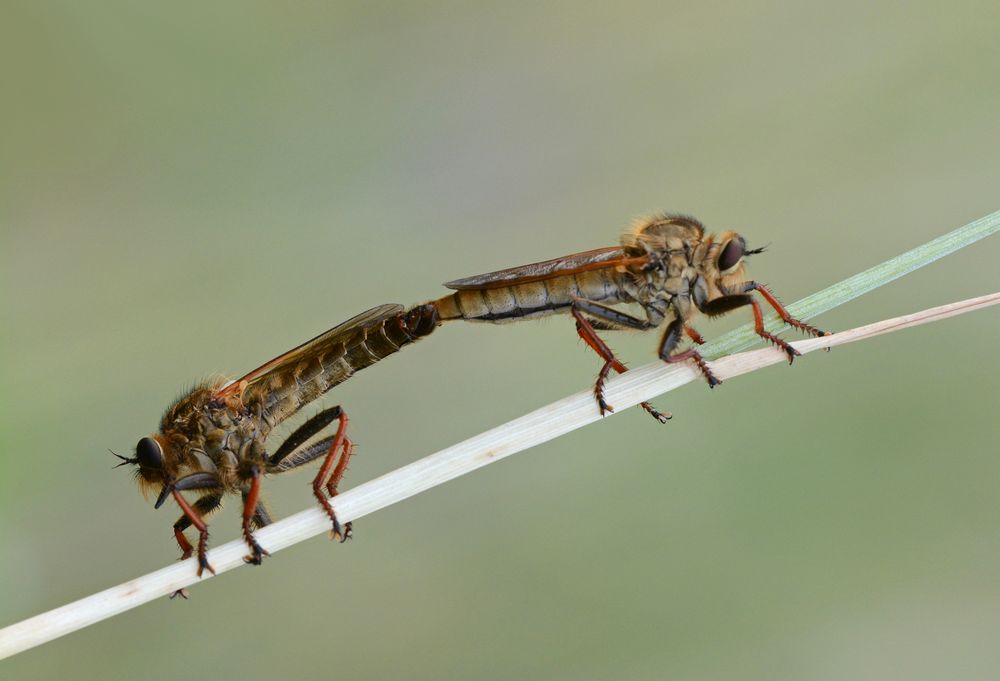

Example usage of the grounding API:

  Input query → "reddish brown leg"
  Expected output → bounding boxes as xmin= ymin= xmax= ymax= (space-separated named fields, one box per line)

xmin=664 ymin=348 xmax=720 ymax=385
xmin=684 ymin=325 xmax=706 ymax=345
xmin=174 ymin=527 xmax=194 ymax=560
xmin=312 ymin=409 xmax=352 ymax=541
xmin=172 ymin=490 xmax=216 ymax=576
xmin=749 ymin=298 xmax=799 ymax=363
xmin=324 ymin=438 xmax=355 ymax=542
xmin=571 ymin=307 xmax=670 ymax=422
xmin=659 ymin=317 xmax=721 ymax=387
xmin=241 ymin=465 xmax=270 ymax=565
xmin=745 ymin=282 xmax=828 ymax=338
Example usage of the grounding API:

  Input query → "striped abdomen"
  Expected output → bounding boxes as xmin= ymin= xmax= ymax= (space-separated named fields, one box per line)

xmin=254 ymin=304 xmax=439 ymax=426
xmin=433 ymin=269 xmax=630 ymax=323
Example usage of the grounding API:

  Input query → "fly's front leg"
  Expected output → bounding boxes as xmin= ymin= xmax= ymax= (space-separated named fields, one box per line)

xmin=658 ymin=317 xmax=721 ymax=387
xmin=570 ymin=299 xmax=670 ymax=423
xmin=172 ymin=493 xmax=222 ymax=562
xmin=172 ymin=490 xmax=217 ymax=576
xmin=166 ymin=472 xmax=224 ymax=575
xmin=737 ymin=281 xmax=828 ymax=339
xmin=700 ymin=292 xmax=800 ymax=363
xmin=240 ymin=465 xmax=270 ymax=565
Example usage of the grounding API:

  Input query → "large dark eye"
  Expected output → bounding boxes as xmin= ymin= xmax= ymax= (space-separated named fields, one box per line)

xmin=718 ymin=237 xmax=745 ymax=272
xmin=135 ymin=437 xmax=164 ymax=470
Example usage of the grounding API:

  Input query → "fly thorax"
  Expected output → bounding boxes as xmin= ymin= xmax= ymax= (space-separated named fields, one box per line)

xmin=198 ymin=405 xmax=269 ymax=469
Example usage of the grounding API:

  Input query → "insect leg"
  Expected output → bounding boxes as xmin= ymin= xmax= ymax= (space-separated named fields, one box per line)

xmin=242 ymin=492 xmax=273 ymax=529
xmin=738 ymin=281 xmax=828 ymax=338
xmin=166 ymin=472 xmax=224 ymax=574
xmin=699 ymin=293 xmax=800 ymax=363
xmin=239 ymin=465 xmax=270 ymax=565
xmin=324 ymin=437 xmax=355 ymax=541
xmin=306 ymin=407 xmax=353 ymax=542
xmin=172 ymin=493 xmax=223 ymax=562
xmin=268 ymin=435 xmax=335 ymax=473
xmin=658 ymin=317 xmax=721 ymax=387
xmin=684 ymin=325 xmax=706 ymax=345
xmin=171 ymin=488 xmax=219 ymax=576
xmin=268 ymin=406 xmax=342 ymax=467
xmin=570 ymin=300 xmax=670 ymax=423
xmin=572 ymin=299 xmax=654 ymax=330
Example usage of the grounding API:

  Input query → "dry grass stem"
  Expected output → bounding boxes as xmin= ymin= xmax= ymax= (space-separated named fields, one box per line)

xmin=1 ymin=290 xmax=997 ymax=660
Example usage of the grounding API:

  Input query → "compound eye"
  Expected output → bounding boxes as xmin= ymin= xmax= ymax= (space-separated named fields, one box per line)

xmin=135 ymin=437 xmax=164 ymax=470
xmin=717 ymin=237 xmax=745 ymax=272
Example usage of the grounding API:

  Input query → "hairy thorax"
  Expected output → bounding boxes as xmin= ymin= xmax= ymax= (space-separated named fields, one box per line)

xmin=157 ymin=380 xmax=273 ymax=491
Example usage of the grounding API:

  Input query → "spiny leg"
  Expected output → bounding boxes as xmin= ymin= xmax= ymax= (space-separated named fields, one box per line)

xmin=739 ymin=281 xmax=828 ymax=338
xmin=699 ymin=293 xmax=799 ymax=362
xmin=172 ymin=489 xmax=217 ymax=576
xmin=570 ymin=300 xmax=671 ymax=423
xmin=307 ymin=407 xmax=353 ymax=541
xmin=266 ymin=406 xmax=355 ymax=539
xmin=684 ymin=324 xmax=706 ymax=345
xmin=240 ymin=465 xmax=270 ymax=565
xmin=324 ymin=438 xmax=355 ymax=542
xmin=658 ymin=317 xmax=721 ymax=387
xmin=166 ymin=472 xmax=224 ymax=575
xmin=269 ymin=406 xmax=341 ymax=467
xmin=172 ymin=493 xmax=222 ymax=562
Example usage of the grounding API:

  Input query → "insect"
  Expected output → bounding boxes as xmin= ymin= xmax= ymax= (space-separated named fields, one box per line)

xmin=116 ymin=304 xmax=438 ymax=575
xmin=121 ymin=212 xmax=823 ymax=576
xmin=420 ymin=213 xmax=827 ymax=419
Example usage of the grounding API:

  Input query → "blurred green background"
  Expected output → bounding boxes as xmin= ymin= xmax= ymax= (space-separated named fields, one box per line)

xmin=3 ymin=2 xmax=999 ymax=679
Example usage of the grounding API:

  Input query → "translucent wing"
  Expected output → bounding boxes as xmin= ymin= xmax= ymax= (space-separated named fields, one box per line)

xmin=214 ymin=304 xmax=405 ymax=400
xmin=444 ymin=247 xmax=649 ymax=290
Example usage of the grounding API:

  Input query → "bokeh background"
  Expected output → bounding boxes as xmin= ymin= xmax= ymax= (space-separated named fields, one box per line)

xmin=3 ymin=2 xmax=999 ymax=679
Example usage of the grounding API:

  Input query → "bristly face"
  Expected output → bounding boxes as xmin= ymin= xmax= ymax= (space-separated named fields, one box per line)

xmin=114 ymin=381 xmax=223 ymax=505
xmin=112 ymin=434 xmax=171 ymax=505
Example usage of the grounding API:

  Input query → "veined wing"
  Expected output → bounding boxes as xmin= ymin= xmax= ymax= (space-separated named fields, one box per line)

xmin=444 ymin=247 xmax=649 ymax=290
xmin=214 ymin=304 xmax=405 ymax=400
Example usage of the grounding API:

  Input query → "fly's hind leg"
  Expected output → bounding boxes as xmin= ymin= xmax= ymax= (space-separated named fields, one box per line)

xmin=324 ymin=438 xmax=354 ymax=541
xmin=570 ymin=299 xmax=670 ymax=423
xmin=268 ymin=406 xmax=353 ymax=542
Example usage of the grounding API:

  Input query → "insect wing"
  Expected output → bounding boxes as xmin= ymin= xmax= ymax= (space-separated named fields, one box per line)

xmin=215 ymin=303 xmax=405 ymax=399
xmin=444 ymin=247 xmax=648 ymax=290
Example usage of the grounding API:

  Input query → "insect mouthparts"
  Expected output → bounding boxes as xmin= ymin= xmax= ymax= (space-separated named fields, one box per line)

xmin=109 ymin=449 xmax=138 ymax=469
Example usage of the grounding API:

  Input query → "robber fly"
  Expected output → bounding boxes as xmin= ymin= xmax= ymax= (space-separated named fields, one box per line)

xmin=420 ymin=213 xmax=827 ymax=419
xmin=121 ymin=213 xmax=823 ymax=576
xmin=117 ymin=304 xmax=437 ymax=575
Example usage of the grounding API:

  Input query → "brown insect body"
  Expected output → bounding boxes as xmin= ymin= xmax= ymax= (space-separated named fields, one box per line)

xmin=437 ymin=216 xmax=734 ymax=324
xmin=125 ymin=213 xmax=823 ymax=576
xmin=428 ymin=214 xmax=824 ymax=418
xmin=123 ymin=303 xmax=438 ymax=575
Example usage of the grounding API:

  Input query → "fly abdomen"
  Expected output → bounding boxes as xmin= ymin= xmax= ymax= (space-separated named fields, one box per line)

xmin=433 ymin=269 xmax=626 ymax=323
xmin=260 ymin=304 xmax=439 ymax=425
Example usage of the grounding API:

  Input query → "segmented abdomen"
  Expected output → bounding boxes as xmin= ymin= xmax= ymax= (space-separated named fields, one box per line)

xmin=256 ymin=305 xmax=438 ymax=426
xmin=433 ymin=269 xmax=628 ymax=323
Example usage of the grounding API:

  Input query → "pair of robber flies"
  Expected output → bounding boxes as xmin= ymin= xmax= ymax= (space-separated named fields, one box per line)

xmin=117 ymin=214 xmax=827 ymax=575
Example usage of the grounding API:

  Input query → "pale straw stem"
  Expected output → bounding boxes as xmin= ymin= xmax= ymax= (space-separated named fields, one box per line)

xmin=1 ymin=290 xmax=998 ymax=659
